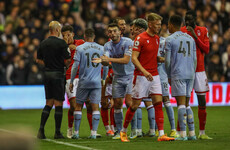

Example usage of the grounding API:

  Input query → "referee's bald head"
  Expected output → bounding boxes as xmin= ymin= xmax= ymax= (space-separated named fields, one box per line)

xmin=49 ymin=21 xmax=62 ymax=31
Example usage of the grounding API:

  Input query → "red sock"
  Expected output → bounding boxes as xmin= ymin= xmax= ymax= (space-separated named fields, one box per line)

xmin=177 ymin=120 xmax=180 ymax=131
xmin=154 ymin=102 xmax=164 ymax=131
xmin=198 ymin=106 xmax=207 ymax=130
xmin=87 ymin=110 xmax=93 ymax=130
xmin=123 ymin=107 xmax=136 ymax=128
xmin=110 ymin=107 xmax=116 ymax=127
xmin=101 ymin=108 xmax=109 ymax=126
xmin=68 ymin=109 xmax=74 ymax=128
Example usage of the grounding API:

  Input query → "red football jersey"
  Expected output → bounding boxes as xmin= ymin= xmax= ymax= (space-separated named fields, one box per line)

xmin=132 ymin=31 xmax=159 ymax=76
xmin=65 ymin=39 xmax=85 ymax=80
xmin=181 ymin=26 xmax=210 ymax=72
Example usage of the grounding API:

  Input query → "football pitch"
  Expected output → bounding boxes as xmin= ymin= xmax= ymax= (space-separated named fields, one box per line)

xmin=0 ymin=106 xmax=229 ymax=150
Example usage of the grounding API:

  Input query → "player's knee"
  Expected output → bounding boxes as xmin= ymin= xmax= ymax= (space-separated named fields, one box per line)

xmin=101 ymin=102 xmax=108 ymax=109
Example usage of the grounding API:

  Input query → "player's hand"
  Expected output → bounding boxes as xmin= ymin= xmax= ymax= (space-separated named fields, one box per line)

xmin=69 ymin=83 xmax=73 ymax=93
xmin=186 ymin=26 xmax=198 ymax=39
xmin=69 ymin=44 xmax=76 ymax=50
xmin=92 ymin=58 xmax=102 ymax=63
xmin=109 ymin=99 xmax=114 ymax=108
xmin=144 ymin=71 xmax=153 ymax=81
xmin=101 ymin=55 xmax=110 ymax=63
xmin=157 ymin=56 xmax=165 ymax=63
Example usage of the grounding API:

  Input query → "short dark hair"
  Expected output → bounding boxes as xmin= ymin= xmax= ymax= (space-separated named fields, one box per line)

xmin=61 ymin=25 xmax=74 ymax=32
xmin=134 ymin=18 xmax=148 ymax=30
xmin=84 ymin=28 xmax=95 ymax=38
xmin=186 ymin=10 xmax=197 ymax=19
xmin=169 ymin=15 xmax=183 ymax=28
xmin=108 ymin=23 xmax=120 ymax=30
xmin=113 ymin=17 xmax=125 ymax=24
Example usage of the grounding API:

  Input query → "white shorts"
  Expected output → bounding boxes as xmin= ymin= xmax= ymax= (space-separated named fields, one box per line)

xmin=65 ymin=78 xmax=79 ymax=99
xmin=105 ymin=83 xmax=112 ymax=97
xmin=132 ymin=75 xmax=162 ymax=99
xmin=194 ymin=71 xmax=209 ymax=93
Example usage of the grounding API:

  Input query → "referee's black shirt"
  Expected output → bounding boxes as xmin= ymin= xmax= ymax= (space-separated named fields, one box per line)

xmin=37 ymin=36 xmax=70 ymax=73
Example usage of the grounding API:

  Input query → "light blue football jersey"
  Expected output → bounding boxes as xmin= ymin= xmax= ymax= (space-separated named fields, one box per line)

xmin=165 ymin=31 xmax=197 ymax=80
xmin=104 ymin=37 xmax=134 ymax=76
xmin=73 ymin=42 xmax=104 ymax=88
xmin=157 ymin=37 xmax=168 ymax=81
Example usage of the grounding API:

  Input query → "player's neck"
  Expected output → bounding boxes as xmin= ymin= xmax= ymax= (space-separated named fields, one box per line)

xmin=112 ymin=37 xmax=121 ymax=44
xmin=85 ymin=38 xmax=94 ymax=42
xmin=146 ymin=29 xmax=155 ymax=37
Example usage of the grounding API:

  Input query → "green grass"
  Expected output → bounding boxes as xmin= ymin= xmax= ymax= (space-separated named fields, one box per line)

xmin=0 ymin=107 xmax=230 ymax=150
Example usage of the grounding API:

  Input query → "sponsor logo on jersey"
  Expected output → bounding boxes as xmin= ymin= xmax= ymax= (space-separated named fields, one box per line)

xmin=197 ymin=30 xmax=201 ymax=36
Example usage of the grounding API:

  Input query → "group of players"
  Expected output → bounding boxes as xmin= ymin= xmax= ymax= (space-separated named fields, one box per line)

xmin=38 ymin=10 xmax=212 ymax=142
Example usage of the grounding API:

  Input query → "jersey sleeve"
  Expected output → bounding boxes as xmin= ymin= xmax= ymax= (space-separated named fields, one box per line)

xmin=73 ymin=47 xmax=81 ymax=62
xmin=193 ymin=39 xmax=197 ymax=71
xmin=132 ymin=36 xmax=142 ymax=52
xmin=37 ymin=44 xmax=43 ymax=60
xmin=164 ymin=37 xmax=172 ymax=78
xmin=124 ymin=40 xmax=133 ymax=56
xmin=195 ymin=27 xmax=209 ymax=54
xmin=104 ymin=44 xmax=110 ymax=57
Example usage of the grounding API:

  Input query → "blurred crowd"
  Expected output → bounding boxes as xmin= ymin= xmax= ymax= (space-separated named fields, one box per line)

xmin=0 ymin=0 xmax=230 ymax=85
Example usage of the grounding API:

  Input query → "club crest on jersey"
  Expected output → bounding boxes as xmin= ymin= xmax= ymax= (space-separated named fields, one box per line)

xmin=197 ymin=30 xmax=201 ymax=36
xmin=121 ymin=46 xmax=124 ymax=51
xmin=134 ymin=41 xmax=139 ymax=46
xmin=147 ymin=40 xmax=149 ymax=43
xmin=137 ymin=36 xmax=140 ymax=40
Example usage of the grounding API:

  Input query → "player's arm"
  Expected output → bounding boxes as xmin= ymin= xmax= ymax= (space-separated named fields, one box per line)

xmin=102 ymin=65 xmax=109 ymax=86
xmin=187 ymin=26 xmax=209 ymax=54
xmin=193 ymin=40 xmax=197 ymax=71
xmin=132 ymin=51 xmax=153 ymax=81
xmin=104 ymin=54 xmax=130 ymax=64
xmin=164 ymin=38 xmax=171 ymax=79
xmin=36 ymin=45 xmax=45 ymax=65
xmin=69 ymin=48 xmax=80 ymax=92
xmin=194 ymin=29 xmax=209 ymax=54
xmin=157 ymin=56 xmax=165 ymax=62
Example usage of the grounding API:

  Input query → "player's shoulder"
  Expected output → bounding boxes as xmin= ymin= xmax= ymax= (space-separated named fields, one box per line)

xmin=74 ymin=39 xmax=85 ymax=46
xmin=121 ymin=37 xmax=133 ymax=45
xmin=180 ymin=26 xmax=187 ymax=32
xmin=94 ymin=42 xmax=104 ymax=50
xmin=104 ymin=40 xmax=112 ymax=47
xmin=196 ymin=26 xmax=208 ymax=31
xmin=134 ymin=32 xmax=147 ymax=42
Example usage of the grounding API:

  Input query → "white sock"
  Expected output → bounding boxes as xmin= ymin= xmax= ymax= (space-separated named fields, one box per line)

xmin=122 ymin=128 xmax=127 ymax=133
xmin=149 ymin=129 xmax=155 ymax=134
xmin=74 ymin=131 xmax=79 ymax=134
xmin=91 ymin=130 xmax=97 ymax=136
xmin=105 ymin=125 xmax=111 ymax=132
xmin=189 ymin=131 xmax=195 ymax=137
xmin=180 ymin=131 xmax=187 ymax=138
xmin=199 ymin=130 xmax=205 ymax=135
xmin=159 ymin=130 xmax=164 ymax=137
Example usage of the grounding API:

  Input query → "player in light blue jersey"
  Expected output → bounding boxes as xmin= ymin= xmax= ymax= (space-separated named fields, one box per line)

xmin=157 ymin=36 xmax=176 ymax=137
xmin=165 ymin=15 xmax=197 ymax=141
xmin=69 ymin=28 xmax=105 ymax=139
xmin=93 ymin=23 xmax=134 ymax=140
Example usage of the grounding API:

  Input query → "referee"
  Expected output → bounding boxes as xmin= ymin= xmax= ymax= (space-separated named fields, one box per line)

xmin=36 ymin=21 xmax=71 ymax=139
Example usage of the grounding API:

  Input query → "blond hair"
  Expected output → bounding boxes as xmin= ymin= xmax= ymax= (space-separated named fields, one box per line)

xmin=146 ymin=13 xmax=163 ymax=22
xmin=49 ymin=21 xmax=62 ymax=31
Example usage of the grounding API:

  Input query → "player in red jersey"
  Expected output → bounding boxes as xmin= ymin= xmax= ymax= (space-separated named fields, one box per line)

xmin=101 ymin=66 xmax=116 ymax=136
xmin=120 ymin=13 xmax=174 ymax=142
xmin=62 ymin=25 xmax=101 ymax=138
xmin=61 ymin=25 xmax=84 ymax=138
xmin=181 ymin=10 xmax=212 ymax=140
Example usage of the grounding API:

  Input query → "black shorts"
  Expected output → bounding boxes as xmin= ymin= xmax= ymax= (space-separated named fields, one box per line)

xmin=44 ymin=71 xmax=65 ymax=101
